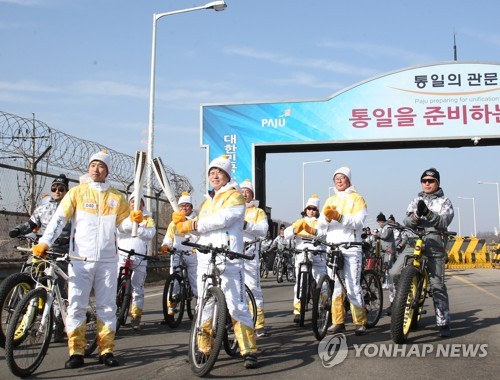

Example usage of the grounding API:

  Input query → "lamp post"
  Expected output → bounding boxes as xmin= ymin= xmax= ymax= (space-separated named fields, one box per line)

xmin=477 ymin=181 xmax=500 ymax=231
xmin=455 ymin=207 xmax=461 ymax=236
xmin=302 ymin=159 xmax=331 ymax=209
xmin=457 ymin=196 xmax=477 ymax=236
xmin=146 ymin=1 xmax=227 ymax=209
xmin=328 ymin=186 xmax=335 ymax=197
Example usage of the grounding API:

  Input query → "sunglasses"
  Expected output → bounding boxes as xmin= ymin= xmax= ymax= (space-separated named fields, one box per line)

xmin=51 ymin=185 xmax=67 ymax=192
xmin=421 ymin=178 xmax=437 ymax=184
xmin=306 ymin=207 xmax=318 ymax=211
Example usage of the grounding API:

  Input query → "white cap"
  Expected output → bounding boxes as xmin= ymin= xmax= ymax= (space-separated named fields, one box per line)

xmin=178 ymin=191 xmax=192 ymax=205
xmin=208 ymin=154 xmax=232 ymax=179
xmin=305 ymin=194 xmax=320 ymax=209
xmin=333 ymin=166 xmax=351 ymax=182
xmin=128 ymin=193 xmax=145 ymax=204
xmin=239 ymin=179 xmax=254 ymax=194
xmin=88 ymin=150 xmax=111 ymax=173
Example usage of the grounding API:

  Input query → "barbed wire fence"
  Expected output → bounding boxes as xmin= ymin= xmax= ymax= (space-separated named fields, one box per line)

xmin=0 ymin=110 xmax=193 ymax=258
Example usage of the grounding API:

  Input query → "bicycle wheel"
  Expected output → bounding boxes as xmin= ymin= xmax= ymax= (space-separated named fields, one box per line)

xmin=186 ymin=283 xmax=195 ymax=321
xmin=362 ymin=270 xmax=383 ymax=328
xmin=84 ymin=290 xmax=98 ymax=357
xmin=391 ymin=265 xmax=419 ymax=343
xmin=298 ymin=271 xmax=308 ymax=327
xmin=116 ymin=277 xmax=132 ymax=332
xmin=272 ymin=256 xmax=278 ymax=275
xmin=223 ymin=284 xmax=257 ymax=357
xmin=162 ymin=273 xmax=185 ymax=328
xmin=188 ymin=286 xmax=227 ymax=377
xmin=259 ymin=258 xmax=266 ymax=278
xmin=0 ymin=272 xmax=34 ymax=348
xmin=312 ymin=274 xmax=333 ymax=341
xmin=276 ymin=259 xmax=284 ymax=283
xmin=5 ymin=288 xmax=52 ymax=378
xmin=411 ymin=270 xmax=428 ymax=330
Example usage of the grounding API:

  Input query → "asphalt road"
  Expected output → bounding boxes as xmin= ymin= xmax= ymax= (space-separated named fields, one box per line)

xmin=0 ymin=268 xmax=499 ymax=379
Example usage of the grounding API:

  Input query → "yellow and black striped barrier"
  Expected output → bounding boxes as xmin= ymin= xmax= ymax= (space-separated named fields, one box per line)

xmin=446 ymin=236 xmax=499 ymax=269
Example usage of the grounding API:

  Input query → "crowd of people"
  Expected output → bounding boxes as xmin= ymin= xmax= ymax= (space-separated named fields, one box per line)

xmin=8 ymin=149 xmax=455 ymax=372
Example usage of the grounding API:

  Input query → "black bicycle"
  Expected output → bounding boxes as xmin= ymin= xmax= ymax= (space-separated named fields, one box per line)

xmin=0 ymin=235 xmax=38 ymax=348
xmin=390 ymin=224 xmax=456 ymax=343
xmin=116 ymin=247 xmax=157 ymax=332
xmin=5 ymin=249 xmax=97 ymax=377
xmin=276 ymin=249 xmax=295 ymax=283
xmin=305 ymin=237 xmax=383 ymax=341
xmin=285 ymin=245 xmax=321 ymax=327
xmin=162 ymin=249 xmax=195 ymax=328
xmin=181 ymin=239 xmax=256 ymax=377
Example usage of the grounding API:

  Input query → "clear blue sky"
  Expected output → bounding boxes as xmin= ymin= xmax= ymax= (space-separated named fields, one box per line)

xmin=1 ymin=0 xmax=499 ymax=235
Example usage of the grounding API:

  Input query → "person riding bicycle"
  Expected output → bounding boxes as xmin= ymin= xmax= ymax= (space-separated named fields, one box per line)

xmin=9 ymin=174 xmax=71 ymax=342
xmin=375 ymin=212 xmax=396 ymax=314
xmin=317 ymin=166 xmax=368 ymax=336
xmin=32 ymin=150 xmax=132 ymax=369
xmin=161 ymin=191 xmax=199 ymax=315
xmin=389 ymin=167 xmax=454 ymax=337
xmin=284 ymin=194 xmax=327 ymax=324
xmin=116 ymin=193 xmax=156 ymax=331
xmin=172 ymin=155 xmax=258 ymax=369
xmin=240 ymin=179 xmax=269 ymax=337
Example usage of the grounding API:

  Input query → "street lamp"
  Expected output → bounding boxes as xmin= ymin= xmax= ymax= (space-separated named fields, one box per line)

xmin=146 ymin=1 xmax=227 ymax=208
xmin=457 ymin=196 xmax=477 ymax=236
xmin=455 ymin=207 xmax=461 ymax=236
xmin=477 ymin=181 xmax=500 ymax=231
xmin=328 ymin=186 xmax=335 ymax=197
xmin=302 ymin=159 xmax=331 ymax=209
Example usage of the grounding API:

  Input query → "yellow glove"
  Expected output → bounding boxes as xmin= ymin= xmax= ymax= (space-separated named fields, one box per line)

xmin=160 ymin=245 xmax=171 ymax=255
xmin=176 ymin=220 xmax=197 ymax=234
xmin=130 ymin=210 xmax=144 ymax=223
xmin=172 ymin=211 xmax=186 ymax=224
xmin=295 ymin=220 xmax=315 ymax=235
xmin=324 ymin=205 xmax=342 ymax=222
xmin=32 ymin=243 xmax=49 ymax=259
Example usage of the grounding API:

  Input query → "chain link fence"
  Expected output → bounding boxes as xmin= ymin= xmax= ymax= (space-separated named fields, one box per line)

xmin=0 ymin=111 xmax=194 ymax=260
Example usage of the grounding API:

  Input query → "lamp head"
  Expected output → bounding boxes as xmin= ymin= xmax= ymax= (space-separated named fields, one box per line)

xmin=205 ymin=1 xmax=227 ymax=11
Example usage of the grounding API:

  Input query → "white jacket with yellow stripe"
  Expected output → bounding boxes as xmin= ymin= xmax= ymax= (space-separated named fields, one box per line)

xmin=317 ymin=186 xmax=367 ymax=251
xmin=40 ymin=180 xmax=130 ymax=263
xmin=197 ymin=180 xmax=245 ymax=253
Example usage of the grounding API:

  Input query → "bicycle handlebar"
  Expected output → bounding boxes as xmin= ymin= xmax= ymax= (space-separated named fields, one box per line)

xmin=181 ymin=239 xmax=255 ymax=261
xmin=118 ymin=247 xmax=158 ymax=260
xmin=387 ymin=222 xmax=457 ymax=238
xmin=301 ymin=236 xmax=364 ymax=251
xmin=16 ymin=247 xmax=87 ymax=262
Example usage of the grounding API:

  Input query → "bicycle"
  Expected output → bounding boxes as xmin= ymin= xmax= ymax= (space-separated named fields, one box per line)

xmin=181 ymin=238 xmax=256 ymax=377
xmin=0 ymin=235 xmax=39 ymax=348
xmin=4 ymin=248 xmax=98 ymax=378
xmin=259 ymin=248 xmax=269 ymax=278
xmin=285 ymin=245 xmax=320 ymax=327
xmin=390 ymin=225 xmax=456 ymax=343
xmin=305 ymin=237 xmax=383 ymax=341
xmin=116 ymin=247 xmax=158 ymax=332
xmin=162 ymin=249 xmax=195 ymax=328
xmin=276 ymin=249 xmax=295 ymax=283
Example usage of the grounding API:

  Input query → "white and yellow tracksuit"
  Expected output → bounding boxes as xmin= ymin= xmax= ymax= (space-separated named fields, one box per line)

xmin=317 ymin=186 xmax=367 ymax=326
xmin=196 ymin=180 xmax=257 ymax=356
xmin=116 ymin=210 xmax=156 ymax=323
xmin=242 ymin=202 xmax=269 ymax=330
xmin=284 ymin=217 xmax=327 ymax=315
xmin=40 ymin=180 xmax=129 ymax=356
xmin=162 ymin=211 xmax=199 ymax=301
